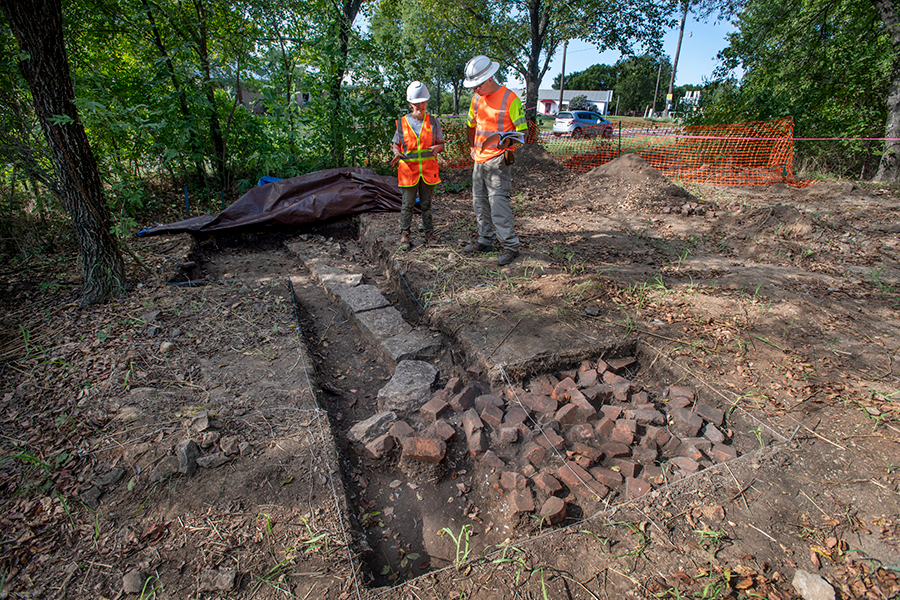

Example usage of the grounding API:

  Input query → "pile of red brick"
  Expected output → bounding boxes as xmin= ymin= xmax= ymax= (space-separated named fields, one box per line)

xmin=395 ymin=357 xmax=738 ymax=525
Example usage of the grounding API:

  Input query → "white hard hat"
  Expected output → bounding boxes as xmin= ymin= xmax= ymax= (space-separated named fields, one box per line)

xmin=406 ymin=81 xmax=430 ymax=103
xmin=463 ymin=55 xmax=499 ymax=88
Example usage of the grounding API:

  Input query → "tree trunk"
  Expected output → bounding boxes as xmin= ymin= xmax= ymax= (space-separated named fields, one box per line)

xmin=665 ymin=2 xmax=688 ymax=117
xmin=1 ymin=0 xmax=126 ymax=305
xmin=873 ymin=0 xmax=900 ymax=182
xmin=192 ymin=0 xmax=227 ymax=185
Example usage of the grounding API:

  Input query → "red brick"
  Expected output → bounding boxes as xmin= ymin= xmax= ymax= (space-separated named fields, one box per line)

xmin=607 ymin=357 xmax=636 ymax=372
xmin=540 ymin=496 xmax=567 ymax=525
xmin=600 ymin=405 xmax=623 ymax=421
xmin=669 ymin=408 xmax=703 ymax=437
xmin=522 ymin=442 xmax=546 ymax=467
xmin=703 ymin=424 xmax=726 ymax=444
xmin=503 ymin=405 xmax=529 ymax=425
xmin=521 ymin=464 xmax=537 ymax=478
xmin=461 ymin=409 xmax=483 ymax=438
xmin=555 ymin=462 xmax=594 ymax=490
xmin=364 ymin=434 xmax=394 ymax=459
xmin=578 ymin=360 xmax=594 ymax=372
xmin=401 ymin=437 xmax=446 ymax=463
xmin=551 ymin=377 xmax=578 ymax=400
xmin=589 ymin=466 xmax=623 ymax=488
xmin=475 ymin=394 xmax=504 ymax=413
xmin=389 ymin=421 xmax=415 ymax=440
xmin=499 ymin=426 xmax=519 ymax=444
xmin=625 ymin=477 xmax=651 ymax=500
xmin=500 ymin=471 xmax=528 ymax=490
xmin=450 ymin=383 xmax=481 ymax=412
xmin=536 ymin=429 xmax=566 ymax=451
xmin=710 ymin=444 xmax=737 ymax=462
xmin=521 ymin=392 xmax=557 ymax=414
xmin=610 ymin=427 xmax=634 ymax=446
xmin=419 ymin=397 xmax=449 ymax=423
xmin=528 ymin=374 xmax=558 ymax=396
xmin=596 ymin=358 xmax=609 ymax=374
xmin=425 ymin=420 xmax=455 ymax=442
xmin=482 ymin=450 xmax=506 ymax=470
xmin=661 ymin=435 xmax=682 ymax=457
xmin=571 ymin=398 xmax=597 ymax=422
xmin=631 ymin=390 xmax=650 ymax=405
xmin=640 ymin=464 xmax=665 ymax=485
xmin=534 ymin=471 xmax=563 ymax=494
xmin=695 ymin=404 xmax=725 ymax=427
xmin=575 ymin=481 xmax=609 ymax=502
xmin=665 ymin=385 xmax=694 ymax=401
xmin=669 ymin=456 xmax=700 ymax=473
xmin=582 ymin=384 xmax=614 ymax=403
xmin=467 ymin=429 xmax=488 ymax=455
xmin=444 ymin=377 xmax=464 ymax=395
xmin=609 ymin=458 xmax=639 ymax=478
xmin=594 ymin=417 xmax=615 ymax=438
xmin=480 ymin=403 xmax=504 ymax=428
xmin=570 ymin=443 xmax=602 ymax=463
xmin=632 ymin=445 xmax=658 ymax=465
xmin=508 ymin=489 xmax=535 ymax=514
xmin=572 ymin=455 xmax=591 ymax=469
xmin=679 ymin=441 xmax=707 ymax=462
xmin=600 ymin=442 xmax=631 ymax=458
xmin=578 ymin=369 xmax=599 ymax=388
xmin=555 ymin=403 xmax=579 ymax=424
xmin=624 ymin=409 xmax=665 ymax=426
xmin=567 ymin=423 xmax=595 ymax=442
xmin=667 ymin=396 xmax=692 ymax=409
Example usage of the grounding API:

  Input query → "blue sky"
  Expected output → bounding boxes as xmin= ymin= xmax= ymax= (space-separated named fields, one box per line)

xmin=515 ymin=18 xmax=740 ymax=90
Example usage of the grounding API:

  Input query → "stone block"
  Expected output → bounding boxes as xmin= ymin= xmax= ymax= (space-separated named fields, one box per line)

xmin=349 ymin=411 xmax=397 ymax=445
xmin=540 ymin=497 xmax=567 ymax=525
xmin=352 ymin=306 xmax=408 ymax=343
xmin=401 ymin=437 xmax=446 ymax=463
xmin=521 ymin=392 xmax=557 ymax=414
xmin=377 ymin=361 xmax=439 ymax=415
xmin=333 ymin=283 xmax=390 ymax=314
xmin=379 ymin=330 xmax=441 ymax=367
xmin=534 ymin=471 xmax=563 ymax=494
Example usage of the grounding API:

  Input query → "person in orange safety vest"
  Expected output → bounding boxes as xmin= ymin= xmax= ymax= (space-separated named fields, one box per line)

xmin=391 ymin=81 xmax=445 ymax=250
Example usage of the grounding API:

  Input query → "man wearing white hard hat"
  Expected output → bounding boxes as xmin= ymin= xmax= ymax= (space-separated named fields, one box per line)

xmin=390 ymin=81 xmax=445 ymax=250
xmin=462 ymin=55 xmax=527 ymax=266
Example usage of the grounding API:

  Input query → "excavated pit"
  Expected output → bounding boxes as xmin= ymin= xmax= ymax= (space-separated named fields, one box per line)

xmin=168 ymin=218 xmax=787 ymax=589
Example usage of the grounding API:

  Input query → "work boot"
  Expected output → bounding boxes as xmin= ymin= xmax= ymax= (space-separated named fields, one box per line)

xmin=399 ymin=231 xmax=412 ymax=250
xmin=464 ymin=241 xmax=493 ymax=254
xmin=424 ymin=231 xmax=435 ymax=246
xmin=497 ymin=249 xmax=519 ymax=266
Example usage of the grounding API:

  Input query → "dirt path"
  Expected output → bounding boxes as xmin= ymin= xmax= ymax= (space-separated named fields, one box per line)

xmin=0 ymin=150 xmax=898 ymax=600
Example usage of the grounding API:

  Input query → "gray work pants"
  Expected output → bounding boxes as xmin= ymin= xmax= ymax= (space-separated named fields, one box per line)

xmin=472 ymin=154 xmax=519 ymax=251
xmin=399 ymin=181 xmax=434 ymax=234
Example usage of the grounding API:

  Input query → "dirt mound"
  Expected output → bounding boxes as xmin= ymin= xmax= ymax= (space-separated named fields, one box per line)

xmin=511 ymin=143 xmax=572 ymax=192
xmin=562 ymin=153 xmax=701 ymax=213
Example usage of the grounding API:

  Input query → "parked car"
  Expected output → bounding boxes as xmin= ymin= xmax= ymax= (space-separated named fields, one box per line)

xmin=552 ymin=111 xmax=614 ymax=138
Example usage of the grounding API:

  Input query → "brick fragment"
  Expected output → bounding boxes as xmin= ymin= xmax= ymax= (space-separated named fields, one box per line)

xmin=450 ymin=383 xmax=482 ymax=412
xmin=600 ymin=442 xmax=631 ymax=458
xmin=624 ymin=409 xmax=666 ymax=426
xmin=480 ymin=403 xmax=504 ymax=428
xmin=594 ymin=417 xmax=615 ymax=438
xmin=425 ymin=420 xmax=455 ymax=442
xmin=625 ymin=477 xmax=651 ymax=500
xmin=617 ymin=419 xmax=638 ymax=434
xmin=600 ymin=405 xmax=623 ymax=421
xmin=571 ymin=398 xmax=598 ymax=421
xmin=574 ymin=481 xmax=609 ymax=502
xmin=467 ymin=429 xmax=488 ymax=455
xmin=482 ymin=450 xmax=506 ymax=470
xmin=508 ymin=489 xmax=535 ymax=514
xmin=640 ymin=464 xmax=665 ymax=485
xmin=702 ymin=423 xmax=726 ymax=444
xmin=610 ymin=427 xmax=634 ymax=446
xmin=503 ymin=405 xmax=529 ymax=425
xmin=528 ymin=374 xmax=559 ymax=396
xmin=521 ymin=464 xmax=537 ymax=478
xmin=461 ymin=409 xmax=483 ymax=438
xmin=607 ymin=357 xmax=637 ymax=371
xmin=632 ymin=444 xmax=658 ymax=465
xmin=572 ymin=455 xmax=592 ymax=469
xmin=669 ymin=456 xmax=700 ymax=473
xmin=444 ymin=377 xmax=464 ymax=395
xmin=540 ymin=496 xmax=567 ymax=525
xmin=551 ymin=377 xmax=578 ymax=400
xmin=419 ymin=397 xmax=449 ymax=423
xmin=669 ymin=407 xmax=703 ymax=437
xmin=609 ymin=458 xmax=639 ymax=478
xmin=521 ymin=392 xmax=557 ymax=414
xmin=665 ymin=385 xmax=695 ymax=400
xmin=570 ymin=443 xmax=601 ymax=462
xmin=567 ymin=423 xmax=595 ymax=442
xmin=582 ymin=384 xmax=614 ymax=403
xmin=631 ymin=390 xmax=650 ymax=405
xmin=475 ymin=394 xmax=504 ymax=413
xmin=401 ymin=437 xmax=446 ymax=463
xmin=555 ymin=403 xmax=579 ymax=424
xmin=364 ymin=434 xmax=394 ymax=459
xmin=555 ymin=462 xmax=594 ymax=490
xmin=589 ymin=466 xmax=623 ymax=488
xmin=500 ymin=471 xmax=528 ymax=490
xmin=534 ymin=471 xmax=563 ymax=494
xmin=522 ymin=442 xmax=546 ymax=467
xmin=499 ymin=427 xmax=519 ymax=444
xmin=603 ymin=372 xmax=633 ymax=401
xmin=536 ymin=429 xmax=566 ymax=451
xmin=679 ymin=441 xmax=707 ymax=462
xmin=667 ymin=396 xmax=692 ymax=409
xmin=578 ymin=369 xmax=599 ymax=388
xmin=596 ymin=358 xmax=609 ymax=373
xmin=695 ymin=404 xmax=725 ymax=427
xmin=661 ymin=435 xmax=682 ymax=457
xmin=578 ymin=360 xmax=594 ymax=372
xmin=710 ymin=444 xmax=737 ymax=462
xmin=389 ymin=421 xmax=415 ymax=440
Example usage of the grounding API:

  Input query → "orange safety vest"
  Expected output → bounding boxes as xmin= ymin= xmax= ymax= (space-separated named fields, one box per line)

xmin=396 ymin=114 xmax=440 ymax=187
xmin=468 ymin=85 xmax=527 ymax=163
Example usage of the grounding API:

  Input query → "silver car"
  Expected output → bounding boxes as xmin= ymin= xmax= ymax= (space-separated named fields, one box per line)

xmin=552 ymin=110 xmax=614 ymax=138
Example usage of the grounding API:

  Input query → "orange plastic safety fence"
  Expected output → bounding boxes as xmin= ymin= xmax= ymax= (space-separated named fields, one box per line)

xmin=437 ymin=116 xmax=814 ymax=187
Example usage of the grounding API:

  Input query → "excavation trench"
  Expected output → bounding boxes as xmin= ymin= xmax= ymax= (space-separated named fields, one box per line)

xmin=174 ymin=217 xmax=787 ymax=590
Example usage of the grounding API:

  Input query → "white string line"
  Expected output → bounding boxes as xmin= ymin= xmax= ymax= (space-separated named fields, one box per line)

xmin=286 ymin=276 xmax=364 ymax=600
xmin=498 ymin=363 xmax=613 ymax=508
xmin=639 ymin=338 xmax=789 ymax=442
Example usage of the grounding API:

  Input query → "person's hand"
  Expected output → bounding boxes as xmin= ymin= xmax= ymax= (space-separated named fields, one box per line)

xmin=470 ymin=146 xmax=478 ymax=161
xmin=498 ymin=138 xmax=511 ymax=149
xmin=390 ymin=153 xmax=402 ymax=167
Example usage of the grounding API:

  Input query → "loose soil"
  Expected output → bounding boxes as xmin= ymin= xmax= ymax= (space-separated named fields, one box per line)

xmin=1 ymin=146 xmax=899 ymax=600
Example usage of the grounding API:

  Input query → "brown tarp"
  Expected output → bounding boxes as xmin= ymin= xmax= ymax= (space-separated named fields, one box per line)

xmin=137 ymin=167 xmax=402 ymax=236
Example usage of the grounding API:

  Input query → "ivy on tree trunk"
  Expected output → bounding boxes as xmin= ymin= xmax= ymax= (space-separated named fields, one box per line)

xmin=1 ymin=0 xmax=127 ymax=305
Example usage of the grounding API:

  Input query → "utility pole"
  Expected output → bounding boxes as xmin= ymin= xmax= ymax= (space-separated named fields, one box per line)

xmin=665 ymin=1 xmax=688 ymax=118
xmin=652 ymin=60 xmax=662 ymax=117
xmin=558 ymin=40 xmax=567 ymax=114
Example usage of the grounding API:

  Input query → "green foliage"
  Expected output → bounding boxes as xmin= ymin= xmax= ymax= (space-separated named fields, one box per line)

xmin=567 ymin=95 xmax=596 ymax=111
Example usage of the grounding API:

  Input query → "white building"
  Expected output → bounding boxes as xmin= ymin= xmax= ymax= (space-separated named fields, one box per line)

xmin=517 ymin=89 xmax=614 ymax=116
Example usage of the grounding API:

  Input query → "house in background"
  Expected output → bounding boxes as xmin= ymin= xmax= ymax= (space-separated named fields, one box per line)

xmin=518 ymin=90 xmax=614 ymax=116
